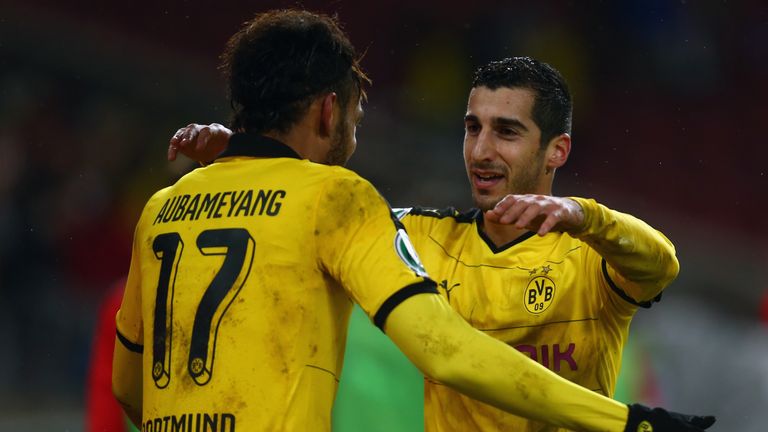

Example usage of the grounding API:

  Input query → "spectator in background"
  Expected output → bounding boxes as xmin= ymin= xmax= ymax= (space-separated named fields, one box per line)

xmin=85 ymin=277 xmax=138 ymax=432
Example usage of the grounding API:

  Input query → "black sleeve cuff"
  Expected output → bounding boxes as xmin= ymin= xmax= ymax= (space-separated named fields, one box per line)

xmin=374 ymin=279 xmax=439 ymax=331
xmin=116 ymin=328 xmax=144 ymax=354
xmin=601 ymin=259 xmax=660 ymax=308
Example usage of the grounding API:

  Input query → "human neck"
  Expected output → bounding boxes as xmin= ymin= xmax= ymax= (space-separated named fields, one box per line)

xmin=480 ymin=215 xmax=532 ymax=248
xmin=263 ymin=124 xmax=328 ymax=163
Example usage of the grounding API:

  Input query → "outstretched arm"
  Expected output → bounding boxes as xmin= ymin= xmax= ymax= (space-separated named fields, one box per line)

xmin=385 ymin=293 xmax=713 ymax=432
xmin=485 ymin=195 xmax=678 ymax=302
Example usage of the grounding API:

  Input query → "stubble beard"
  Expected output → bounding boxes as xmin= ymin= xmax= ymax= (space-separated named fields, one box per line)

xmin=325 ymin=117 xmax=352 ymax=166
xmin=471 ymin=153 xmax=547 ymax=211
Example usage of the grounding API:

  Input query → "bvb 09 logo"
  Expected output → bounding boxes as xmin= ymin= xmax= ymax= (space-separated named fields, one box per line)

xmin=524 ymin=276 xmax=555 ymax=314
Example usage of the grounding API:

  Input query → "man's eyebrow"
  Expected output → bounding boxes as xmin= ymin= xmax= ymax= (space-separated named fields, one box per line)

xmin=464 ymin=114 xmax=478 ymax=122
xmin=493 ymin=116 xmax=528 ymax=132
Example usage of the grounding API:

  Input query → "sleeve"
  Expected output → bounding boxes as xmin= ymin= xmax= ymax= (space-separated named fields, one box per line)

xmin=315 ymin=174 xmax=438 ymax=330
xmin=115 ymin=218 xmax=145 ymax=353
xmin=569 ymin=197 xmax=680 ymax=306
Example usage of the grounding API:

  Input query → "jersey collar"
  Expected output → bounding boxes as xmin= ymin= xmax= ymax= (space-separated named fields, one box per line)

xmin=217 ymin=133 xmax=302 ymax=160
xmin=475 ymin=212 xmax=537 ymax=254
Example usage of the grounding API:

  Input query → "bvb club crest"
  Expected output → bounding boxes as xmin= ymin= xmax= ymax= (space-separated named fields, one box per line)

xmin=524 ymin=273 xmax=556 ymax=314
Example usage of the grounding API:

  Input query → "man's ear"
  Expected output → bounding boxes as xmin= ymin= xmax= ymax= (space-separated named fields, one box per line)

xmin=320 ymin=92 xmax=337 ymax=138
xmin=546 ymin=133 xmax=571 ymax=171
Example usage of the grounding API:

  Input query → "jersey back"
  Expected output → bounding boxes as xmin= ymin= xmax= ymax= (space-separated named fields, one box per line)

xmin=116 ymin=137 xmax=434 ymax=431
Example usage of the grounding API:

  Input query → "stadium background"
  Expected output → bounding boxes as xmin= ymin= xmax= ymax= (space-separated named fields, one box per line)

xmin=1 ymin=1 xmax=767 ymax=430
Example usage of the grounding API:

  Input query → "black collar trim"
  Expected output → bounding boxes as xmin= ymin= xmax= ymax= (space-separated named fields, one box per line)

xmin=476 ymin=212 xmax=537 ymax=254
xmin=217 ymin=133 xmax=302 ymax=160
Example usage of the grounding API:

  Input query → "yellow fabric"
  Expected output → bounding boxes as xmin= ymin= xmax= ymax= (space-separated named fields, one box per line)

xmin=396 ymin=202 xmax=677 ymax=432
xmin=568 ymin=197 xmax=679 ymax=302
xmin=115 ymin=153 xmax=429 ymax=431
xmin=385 ymin=293 xmax=629 ymax=432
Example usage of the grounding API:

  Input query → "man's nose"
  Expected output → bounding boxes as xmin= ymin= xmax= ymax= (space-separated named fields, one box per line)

xmin=472 ymin=129 xmax=496 ymax=161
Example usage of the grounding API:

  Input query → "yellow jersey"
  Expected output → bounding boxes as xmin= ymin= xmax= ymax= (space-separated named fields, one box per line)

xmin=395 ymin=206 xmax=661 ymax=432
xmin=116 ymin=134 xmax=436 ymax=431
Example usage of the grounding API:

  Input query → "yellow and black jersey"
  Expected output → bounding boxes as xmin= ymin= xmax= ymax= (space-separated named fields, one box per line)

xmin=116 ymin=134 xmax=436 ymax=431
xmin=394 ymin=206 xmax=660 ymax=432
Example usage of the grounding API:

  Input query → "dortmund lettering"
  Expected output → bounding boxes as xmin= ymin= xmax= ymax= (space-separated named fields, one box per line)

xmin=153 ymin=190 xmax=286 ymax=224
xmin=142 ymin=412 xmax=235 ymax=432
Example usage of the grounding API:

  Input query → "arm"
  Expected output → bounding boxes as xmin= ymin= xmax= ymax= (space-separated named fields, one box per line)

xmin=567 ymin=197 xmax=678 ymax=301
xmin=385 ymin=293 xmax=714 ymax=432
xmin=112 ymin=339 xmax=142 ymax=428
xmin=386 ymin=293 xmax=628 ymax=432
xmin=486 ymin=194 xmax=678 ymax=302
xmin=111 ymin=219 xmax=147 ymax=429
xmin=168 ymin=123 xmax=233 ymax=162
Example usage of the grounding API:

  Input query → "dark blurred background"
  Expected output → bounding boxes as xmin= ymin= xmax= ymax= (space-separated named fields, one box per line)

xmin=1 ymin=1 xmax=766 ymax=430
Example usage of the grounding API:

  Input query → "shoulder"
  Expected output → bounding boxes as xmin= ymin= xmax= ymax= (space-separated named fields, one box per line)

xmin=316 ymin=166 xmax=381 ymax=200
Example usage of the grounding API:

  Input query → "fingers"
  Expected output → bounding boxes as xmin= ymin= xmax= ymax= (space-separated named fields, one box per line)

xmin=195 ymin=126 xmax=211 ymax=153
xmin=535 ymin=213 xmax=559 ymax=236
xmin=168 ymin=127 xmax=185 ymax=161
xmin=511 ymin=202 xmax=541 ymax=228
xmin=490 ymin=194 xmax=516 ymax=215
xmin=486 ymin=195 xmax=564 ymax=235
xmin=168 ymin=124 xmax=203 ymax=162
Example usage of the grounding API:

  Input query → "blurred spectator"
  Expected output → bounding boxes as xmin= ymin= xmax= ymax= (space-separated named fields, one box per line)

xmin=85 ymin=277 xmax=138 ymax=432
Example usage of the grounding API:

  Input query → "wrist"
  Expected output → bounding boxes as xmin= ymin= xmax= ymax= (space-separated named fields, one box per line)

xmin=565 ymin=197 xmax=588 ymax=234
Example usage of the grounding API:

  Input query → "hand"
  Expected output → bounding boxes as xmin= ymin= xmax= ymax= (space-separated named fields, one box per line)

xmin=168 ymin=123 xmax=232 ymax=163
xmin=483 ymin=194 xmax=585 ymax=236
xmin=625 ymin=404 xmax=716 ymax=432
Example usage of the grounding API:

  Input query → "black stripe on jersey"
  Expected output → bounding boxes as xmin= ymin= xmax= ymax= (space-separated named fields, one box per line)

xmin=216 ymin=133 xmax=302 ymax=160
xmin=601 ymin=259 xmax=660 ymax=308
xmin=408 ymin=206 xmax=479 ymax=223
xmin=116 ymin=329 xmax=144 ymax=353
xmin=374 ymin=279 xmax=439 ymax=331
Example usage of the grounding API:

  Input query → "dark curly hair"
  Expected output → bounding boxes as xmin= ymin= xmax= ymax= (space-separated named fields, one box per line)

xmin=220 ymin=10 xmax=370 ymax=134
xmin=472 ymin=57 xmax=572 ymax=147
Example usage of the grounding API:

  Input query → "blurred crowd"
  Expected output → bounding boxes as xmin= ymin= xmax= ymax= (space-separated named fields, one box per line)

xmin=1 ymin=0 xmax=766 ymax=429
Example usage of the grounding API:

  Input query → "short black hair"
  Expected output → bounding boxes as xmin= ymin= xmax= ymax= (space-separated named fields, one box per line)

xmin=472 ymin=57 xmax=572 ymax=147
xmin=220 ymin=9 xmax=370 ymax=134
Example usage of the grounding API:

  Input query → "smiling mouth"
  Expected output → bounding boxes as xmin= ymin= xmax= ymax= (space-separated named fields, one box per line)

xmin=473 ymin=172 xmax=504 ymax=189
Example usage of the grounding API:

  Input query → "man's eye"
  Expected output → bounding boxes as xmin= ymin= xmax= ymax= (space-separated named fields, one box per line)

xmin=465 ymin=124 xmax=480 ymax=133
xmin=499 ymin=128 xmax=517 ymax=136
